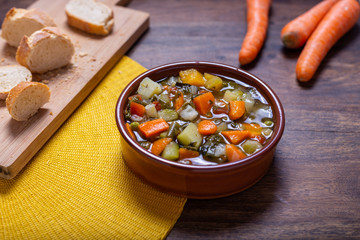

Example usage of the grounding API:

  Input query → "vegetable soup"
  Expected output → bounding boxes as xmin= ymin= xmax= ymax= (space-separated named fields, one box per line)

xmin=125 ymin=68 xmax=274 ymax=165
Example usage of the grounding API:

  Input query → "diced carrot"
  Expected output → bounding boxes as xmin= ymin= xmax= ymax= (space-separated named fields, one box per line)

xmin=179 ymin=148 xmax=200 ymax=160
xmin=174 ymin=92 xmax=184 ymax=111
xmin=130 ymin=102 xmax=146 ymax=117
xmin=151 ymin=138 xmax=173 ymax=155
xmin=193 ymin=92 xmax=215 ymax=115
xmin=198 ymin=120 xmax=217 ymax=135
xmin=225 ymin=144 xmax=247 ymax=162
xmin=179 ymin=68 xmax=205 ymax=86
xmin=138 ymin=118 xmax=169 ymax=139
xmin=128 ymin=94 xmax=142 ymax=101
xmin=243 ymin=123 xmax=262 ymax=137
xmin=252 ymin=135 xmax=266 ymax=145
xmin=222 ymin=130 xmax=250 ymax=144
xmin=229 ymin=100 xmax=245 ymax=120
xmin=126 ymin=123 xmax=136 ymax=140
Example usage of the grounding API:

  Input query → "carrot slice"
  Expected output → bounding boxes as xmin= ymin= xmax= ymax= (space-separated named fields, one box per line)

xmin=174 ymin=92 xmax=184 ymax=111
xmin=222 ymin=130 xmax=250 ymax=144
xmin=193 ymin=92 xmax=215 ymax=115
xmin=126 ymin=123 xmax=136 ymax=140
xmin=151 ymin=138 xmax=173 ymax=155
xmin=229 ymin=101 xmax=245 ymax=120
xmin=239 ymin=0 xmax=272 ymax=65
xmin=179 ymin=148 xmax=200 ymax=160
xmin=225 ymin=144 xmax=247 ymax=162
xmin=198 ymin=120 xmax=217 ymax=135
xmin=296 ymin=0 xmax=360 ymax=82
xmin=281 ymin=0 xmax=339 ymax=49
xmin=138 ymin=118 xmax=169 ymax=139
xmin=130 ymin=102 xmax=146 ymax=117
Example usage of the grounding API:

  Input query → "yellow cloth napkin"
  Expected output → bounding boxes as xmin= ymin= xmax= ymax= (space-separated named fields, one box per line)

xmin=0 ymin=56 xmax=187 ymax=239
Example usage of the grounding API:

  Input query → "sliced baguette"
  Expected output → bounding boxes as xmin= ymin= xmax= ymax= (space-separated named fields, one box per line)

xmin=16 ymin=27 xmax=75 ymax=73
xmin=65 ymin=0 xmax=114 ymax=35
xmin=1 ymin=8 xmax=56 ymax=47
xmin=6 ymin=81 xmax=50 ymax=121
xmin=0 ymin=65 xmax=32 ymax=100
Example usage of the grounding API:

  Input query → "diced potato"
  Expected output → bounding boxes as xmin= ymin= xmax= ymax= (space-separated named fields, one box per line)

xmin=162 ymin=141 xmax=179 ymax=160
xmin=145 ymin=103 xmax=158 ymax=118
xmin=158 ymin=109 xmax=178 ymax=121
xmin=223 ymin=90 xmax=238 ymax=102
xmin=242 ymin=92 xmax=255 ymax=112
xmin=179 ymin=105 xmax=198 ymax=121
xmin=214 ymin=143 xmax=226 ymax=157
xmin=216 ymin=122 xmax=227 ymax=133
xmin=242 ymin=140 xmax=262 ymax=154
xmin=177 ymin=123 xmax=202 ymax=149
xmin=137 ymin=77 xmax=162 ymax=99
xmin=179 ymin=69 xmax=205 ymax=86
xmin=204 ymin=73 xmax=223 ymax=91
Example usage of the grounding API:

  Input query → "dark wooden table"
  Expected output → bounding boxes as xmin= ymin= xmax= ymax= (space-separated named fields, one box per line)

xmin=2 ymin=0 xmax=360 ymax=239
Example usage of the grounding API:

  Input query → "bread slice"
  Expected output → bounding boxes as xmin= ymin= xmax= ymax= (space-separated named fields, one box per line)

xmin=0 ymin=65 xmax=32 ymax=100
xmin=16 ymin=27 xmax=75 ymax=73
xmin=6 ymin=81 xmax=50 ymax=121
xmin=1 ymin=8 xmax=56 ymax=47
xmin=65 ymin=0 xmax=114 ymax=35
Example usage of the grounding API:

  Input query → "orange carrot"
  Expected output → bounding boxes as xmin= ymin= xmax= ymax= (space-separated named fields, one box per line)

xmin=130 ymin=102 xmax=146 ymax=117
xmin=174 ymin=92 xmax=184 ymax=111
xmin=198 ymin=120 xmax=217 ymax=135
xmin=229 ymin=101 xmax=246 ymax=120
xmin=239 ymin=0 xmax=272 ymax=65
xmin=225 ymin=144 xmax=247 ymax=162
xmin=222 ymin=130 xmax=250 ymax=144
xmin=126 ymin=123 xmax=136 ymax=140
xmin=243 ymin=123 xmax=262 ymax=137
xmin=281 ymin=0 xmax=339 ymax=49
xmin=151 ymin=138 xmax=173 ymax=155
xmin=128 ymin=94 xmax=142 ymax=101
xmin=138 ymin=118 xmax=169 ymax=139
xmin=296 ymin=0 xmax=360 ymax=82
xmin=193 ymin=92 xmax=215 ymax=115
xmin=179 ymin=148 xmax=200 ymax=160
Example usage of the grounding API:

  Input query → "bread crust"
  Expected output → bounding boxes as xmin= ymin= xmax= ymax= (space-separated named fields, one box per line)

xmin=65 ymin=0 xmax=114 ymax=35
xmin=6 ymin=81 xmax=50 ymax=121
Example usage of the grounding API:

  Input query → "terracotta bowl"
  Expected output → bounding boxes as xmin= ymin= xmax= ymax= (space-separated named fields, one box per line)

xmin=115 ymin=61 xmax=285 ymax=199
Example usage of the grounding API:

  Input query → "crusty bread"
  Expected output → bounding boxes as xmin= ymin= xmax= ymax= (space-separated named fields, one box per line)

xmin=16 ymin=27 xmax=75 ymax=73
xmin=65 ymin=0 xmax=114 ymax=35
xmin=0 ymin=65 xmax=32 ymax=100
xmin=6 ymin=81 xmax=50 ymax=121
xmin=1 ymin=8 xmax=56 ymax=47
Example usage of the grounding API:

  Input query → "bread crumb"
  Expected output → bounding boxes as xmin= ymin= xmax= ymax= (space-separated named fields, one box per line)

xmin=79 ymin=52 xmax=88 ymax=57
xmin=118 ymin=71 xmax=122 ymax=74
xmin=49 ymin=112 xmax=53 ymax=116
xmin=0 ymin=58 xmax=4 ymax=62
xmin=90 ymin=58 xmax=96 ymax=62
xmin=42 ymin=80 xmax=49 ymax=84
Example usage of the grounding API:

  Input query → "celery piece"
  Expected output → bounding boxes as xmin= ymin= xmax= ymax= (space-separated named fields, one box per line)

xmin=158 ymin=109 xmax=178 ymax=122
xmin=161 ymin=142 xmax=179 ymax=160
xmin=177 ymin=123 xmax=202 ymax=149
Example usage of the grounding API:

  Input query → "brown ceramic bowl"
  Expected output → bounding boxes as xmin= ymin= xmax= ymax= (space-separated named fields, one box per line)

xmin=115 ymin=61 xmax=285 ymax=199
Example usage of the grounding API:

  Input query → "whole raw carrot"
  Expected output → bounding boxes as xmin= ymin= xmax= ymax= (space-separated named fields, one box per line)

xmin=296 ymin=0 xmax=360 ymax=82
xmin=281 ymin=0 xmax=339 ymax=49
xmin=239 ymin=0 xmax=272 ymax=65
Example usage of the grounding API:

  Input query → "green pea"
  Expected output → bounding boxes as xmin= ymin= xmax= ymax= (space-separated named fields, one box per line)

xmin=130 ymin=122 xmax=140 ymax=130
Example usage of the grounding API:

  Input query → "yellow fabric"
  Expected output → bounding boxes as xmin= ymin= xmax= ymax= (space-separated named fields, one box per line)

xmin=0 ymin=56 xmax=187 ymax=239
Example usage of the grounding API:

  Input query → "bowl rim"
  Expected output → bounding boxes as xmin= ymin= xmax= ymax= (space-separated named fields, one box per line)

xmin=115 ymin=61 xmax=285 ymax=172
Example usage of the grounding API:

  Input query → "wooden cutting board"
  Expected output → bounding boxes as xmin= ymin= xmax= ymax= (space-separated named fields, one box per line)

xmin=0 ymin=0 xmax=149 ymax=179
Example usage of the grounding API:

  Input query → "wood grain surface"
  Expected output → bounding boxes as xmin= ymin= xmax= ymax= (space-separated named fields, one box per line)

xmin=0 ymin=0 xmax=149 ymax=178
xmin=2 ymin=0 xmax=360 ymax=239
